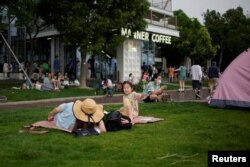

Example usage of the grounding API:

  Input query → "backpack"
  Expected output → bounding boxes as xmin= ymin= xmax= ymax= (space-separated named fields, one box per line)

xmin=104 ymin=111 xmax=132 ymax=131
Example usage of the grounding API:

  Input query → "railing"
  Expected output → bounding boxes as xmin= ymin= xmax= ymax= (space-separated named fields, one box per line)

xmin=145 ymin=16 xmax=177 ymax=30
xmin=149 ymin=0 xmax=172 ymax=11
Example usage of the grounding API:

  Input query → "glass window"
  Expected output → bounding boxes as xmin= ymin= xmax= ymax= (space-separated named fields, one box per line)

xmin=141 ymin=41 xmax=155 ymax=66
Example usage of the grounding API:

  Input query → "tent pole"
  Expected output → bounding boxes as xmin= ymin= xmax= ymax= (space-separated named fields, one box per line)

xmin=0 ymin=32 xmax=33 ymax=88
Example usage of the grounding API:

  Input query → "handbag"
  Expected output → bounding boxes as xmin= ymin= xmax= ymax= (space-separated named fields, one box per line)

xmin=104 ymin=111 xmax=132 ymax=131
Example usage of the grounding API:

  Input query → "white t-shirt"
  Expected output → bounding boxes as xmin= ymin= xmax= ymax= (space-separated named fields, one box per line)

xmin=35 ymin=84 xmax=42 ymax=90
xmin=3 ymin=63 xmax=9 ymax=72
xmin=191 ymin=65 xmax=202 ymax=81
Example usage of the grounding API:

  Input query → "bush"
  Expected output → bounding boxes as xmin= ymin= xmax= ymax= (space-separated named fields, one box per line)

xmin=134 ymin=82 xmax=146 ymax=92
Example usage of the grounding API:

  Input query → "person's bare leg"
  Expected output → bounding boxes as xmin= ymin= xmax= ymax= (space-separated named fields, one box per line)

xmin=182 ymin=80 xmax=185 ymax=91
xmin=32 ymin=120 xmax=71 ymax=133
xmin=133 ymin=116 xmax=164 ymax=124
xmin=179 ymin=80 xmax=182 ymax=91
xmin=150 ymin=94 xmax=158 ymax=101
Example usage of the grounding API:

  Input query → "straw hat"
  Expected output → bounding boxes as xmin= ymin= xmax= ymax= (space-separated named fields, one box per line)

xmin=73 ymin=98 xmax=104 ymax=123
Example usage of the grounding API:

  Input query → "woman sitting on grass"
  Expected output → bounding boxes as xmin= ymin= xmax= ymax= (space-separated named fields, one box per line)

xmin=118 ymin=81 xmax=163 ymax=124
xmin=143 ymin=73 xmax=166 ymax=102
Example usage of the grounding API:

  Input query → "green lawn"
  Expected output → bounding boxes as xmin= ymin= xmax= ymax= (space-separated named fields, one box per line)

xmin=0 ymin=102 xmax=249 ymax=167
xmin=0 ymin=80 xmax=181 ymax=102
xmin=0 ymin=80 xmax=95 ymax=101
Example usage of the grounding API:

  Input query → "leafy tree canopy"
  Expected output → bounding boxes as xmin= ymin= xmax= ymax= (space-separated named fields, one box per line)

xmin=171 ymin=10 xmax=217 ymax=64
xmin=204 ymin=7 xmax=250 ymax=70
xmin=39 ymin=0 xmax=149 ymax=54
xmin=38 ymin=0 xmax=150 ymax=87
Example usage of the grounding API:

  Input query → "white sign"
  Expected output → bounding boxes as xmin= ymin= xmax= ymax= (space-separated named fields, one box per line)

xmin=121 ymin=28 xmax=171 ymax=44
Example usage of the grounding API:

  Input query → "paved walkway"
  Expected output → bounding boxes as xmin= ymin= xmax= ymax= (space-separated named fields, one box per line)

xmin=0 ymin=88 xmax=209 ymax=110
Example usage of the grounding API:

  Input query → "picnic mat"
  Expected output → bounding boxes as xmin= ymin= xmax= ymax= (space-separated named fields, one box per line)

xmin=24 ymin=116 xmax=164 ymax=133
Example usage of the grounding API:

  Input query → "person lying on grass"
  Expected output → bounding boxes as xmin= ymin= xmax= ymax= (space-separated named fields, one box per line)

xmin=30 ymin=98 xmax=106 ymax=134
xmin=118 ymin=81 xmax=163 ymax=124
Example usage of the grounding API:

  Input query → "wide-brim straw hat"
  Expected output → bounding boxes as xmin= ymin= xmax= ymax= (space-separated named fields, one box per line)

xmin=73 ymin=98 xmax=104 ymax=123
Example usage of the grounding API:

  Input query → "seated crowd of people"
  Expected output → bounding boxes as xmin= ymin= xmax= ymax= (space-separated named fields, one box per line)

xmin=22 ymin=71 xmax=80 ymax=91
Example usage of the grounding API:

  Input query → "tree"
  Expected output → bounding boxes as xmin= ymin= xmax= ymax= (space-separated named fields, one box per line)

xmin=171 ymin=10 xmax=217 ymax=65
xmin=191 ymin=26 xmax=218 ymax=63
xmin=204 ymin=7 xmax=250 ymax=70
xmin=39 ymin=0 xmax=150 ymax=88
xmin=223 ymin=7 xmax=250 ymax=58
xmin=0 ymin=5 xmax=7 ymax=31
xmin=1 ymin=0 xmax=49 ymax=75
xmin=172 ymin=10 xmax=194 ymax=60
xmin=0 ymin=1 xmax=17 ymax=63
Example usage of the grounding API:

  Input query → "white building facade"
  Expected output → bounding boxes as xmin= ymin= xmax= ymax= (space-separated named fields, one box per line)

xmin=117 ymin=0 xmax=179 ymax=83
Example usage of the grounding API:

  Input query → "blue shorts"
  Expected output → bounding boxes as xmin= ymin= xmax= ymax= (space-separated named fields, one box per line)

xmin=179 ymin=75 xmax=186 ymax=80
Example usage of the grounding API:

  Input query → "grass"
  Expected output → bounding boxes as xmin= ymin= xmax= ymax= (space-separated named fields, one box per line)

xmin=0 ymin=80 xmax=95 ymax=101
xmin=0 ymin=80 xmax=181 ymax=102
xmin=0 ymin=102 xmax=249 ymax=167
xmin=2 ymin=87 xmax=95 ymax=102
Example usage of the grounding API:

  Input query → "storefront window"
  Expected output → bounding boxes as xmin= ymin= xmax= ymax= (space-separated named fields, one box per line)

xmin=141 ymin=41 xmax=155 ymax=66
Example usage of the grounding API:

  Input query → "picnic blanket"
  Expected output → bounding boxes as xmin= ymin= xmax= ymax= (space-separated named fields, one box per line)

xmin=24 ymin=116 xmax=164 ymax=133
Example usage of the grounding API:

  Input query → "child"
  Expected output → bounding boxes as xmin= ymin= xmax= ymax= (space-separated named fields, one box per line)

xmin=207 ymin=83 xmax=217 ymax=104
xmin=118 ymin=81 xmax=164 ymax=124
xmin=118 ymin=81 xmax=145 ymax=122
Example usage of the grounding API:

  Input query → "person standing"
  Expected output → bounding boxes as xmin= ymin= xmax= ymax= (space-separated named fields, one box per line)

xmin=87 ymin=55 xmax=96 ymax=78
xmin=53 ymin=55 xmax=60 ymax=73
xmin=67 ymin=56 xmax=76 ymax=82
xmin=141 ymin=62 xmax=148 ymax=73
xmin=191 ymin=60 xmax=202 ymax=99
xmin=208 ymin=61 xmax=220 ymax=93
xmin=90 ymin=55 xmax=96 ymax=78
xmin=168 ymin=65 xmax=174 ymax=83
xmin=148 ymin=64 xmax=153 ymax=81
xmin=175 ymin=63 xmax=187 ymax=92
xmin=8 ymin=63 xmax=13 ymax=78
xmin=3 ymin=62 xmax=9 ymax=78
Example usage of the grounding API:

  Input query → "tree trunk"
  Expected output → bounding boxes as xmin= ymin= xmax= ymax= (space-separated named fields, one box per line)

xmin=29 ymin=37 xmax=34 ymax=76
xmin=218 ymin=47 xmax=224 ymax=71
xmin=79 ymin=48 xmax=87 ymax=88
